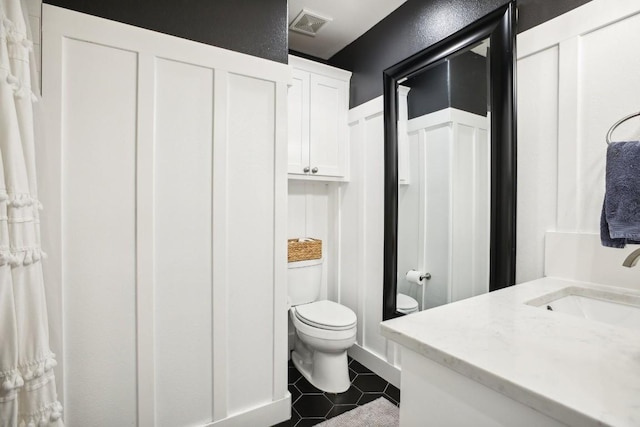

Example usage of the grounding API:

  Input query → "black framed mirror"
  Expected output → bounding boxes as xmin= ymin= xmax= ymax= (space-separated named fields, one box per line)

xmin=383 ymin=2 xmax=517 ymax=320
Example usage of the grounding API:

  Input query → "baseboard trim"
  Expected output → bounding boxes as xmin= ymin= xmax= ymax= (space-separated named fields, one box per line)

xmin=207 ymin=393 xmax=291 ymax=427
xmin=348 ymin=344 xmax=400 ymax=388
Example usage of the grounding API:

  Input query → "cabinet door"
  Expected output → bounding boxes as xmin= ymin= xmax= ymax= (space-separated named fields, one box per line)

xmin=309 ymin=74 xmax=347 ymax=177
xmin=288 ymin=69 xmax=310 ymax=175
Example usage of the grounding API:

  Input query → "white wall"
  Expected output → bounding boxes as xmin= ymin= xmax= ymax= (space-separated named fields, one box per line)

xmin=398 ymin=109 xmax=489 ymax=310
xmin=40 ymin=6 xmax=290 ymax=427
xmin=339 ymin=0 xmax=640 ymax=386
xmin=287 ymin=181 xmax=340 ymax=302
xmin=516 ymin=0 xmax=640 ymax=284
xmin=340 ymin=99 xmax=400 ymax=384
xmin=25 ymin=0 xmax=41 ymax=74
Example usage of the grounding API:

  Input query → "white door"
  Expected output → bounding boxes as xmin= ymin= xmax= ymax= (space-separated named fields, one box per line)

xmin=288 ymin=69 xmax=310 ymax=175
xmin=309 ymin=74 xmax=347 ymax=177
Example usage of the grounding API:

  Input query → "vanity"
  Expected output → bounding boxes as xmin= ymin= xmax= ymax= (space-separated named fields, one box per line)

xmin=381 ymin=277 xmax=640 ymax=427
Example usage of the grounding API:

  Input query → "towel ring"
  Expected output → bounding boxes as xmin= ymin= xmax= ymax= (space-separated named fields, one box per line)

xmin=606 ymin=111 xmax=640 ymax=145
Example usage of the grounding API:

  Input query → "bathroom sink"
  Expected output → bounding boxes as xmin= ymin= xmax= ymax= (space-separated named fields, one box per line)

xmin=526 ymin=286 xmax=640 ymax=332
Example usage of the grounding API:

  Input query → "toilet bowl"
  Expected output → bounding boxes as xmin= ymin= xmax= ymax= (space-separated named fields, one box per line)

xmin=287 ymin=257 xmax=357 ymax=392
xmin=397 ymin=293 xmax=419 ymax=314
xmin=290 ymin=300 xmax=357 ymax=393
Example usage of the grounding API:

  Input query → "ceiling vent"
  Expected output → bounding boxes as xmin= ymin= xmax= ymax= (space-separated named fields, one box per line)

xmin=289 ymin=9 xmax=332 ymax=37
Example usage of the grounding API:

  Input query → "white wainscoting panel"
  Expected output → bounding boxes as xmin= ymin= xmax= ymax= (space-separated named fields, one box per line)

xmin=336 ymin=121 xmax=364 ymax=329
xmin=404 ymin=109 xmax=489 ymax=309
xmin=422 ymin=125 xmax=451 ymax=309
xmin=516 ymin=0 xmax=640 ymax=282
xmin=515 ymin=46 xmax=559 ymax=284
xmin=226 ymin=73 xmax=276 ymax=415
xmin=24 ymin=0 xmax=42 ymax=76
xmin=154 ymin=59 xmax=214 ymax=426
xmin=361 ymin=110 xmax=387 ymax=359
xmin=450 ymin=120 xmax=489 ymax=302
xmin=342 ymin=98 xmax=400 ymax=386
xmin=41 ymin=5 xmax=290 ymax=427
xmin=577 ymin=12 xmax=640 ymax=231
xmin=61 ymin=37 xmax=138 ymax=426
xmin=397 ymin=129 xmax=421 ymax=302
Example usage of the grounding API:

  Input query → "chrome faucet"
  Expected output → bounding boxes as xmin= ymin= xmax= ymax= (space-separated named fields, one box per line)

xmin=622 ymin=248 xmax=640 ymax=267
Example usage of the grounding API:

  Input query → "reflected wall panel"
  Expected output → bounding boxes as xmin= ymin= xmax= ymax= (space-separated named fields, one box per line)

xmin=451 ymin=124 xmax=476 ymax=302
xmin=423 ymin=125 xmax=452 ymax=309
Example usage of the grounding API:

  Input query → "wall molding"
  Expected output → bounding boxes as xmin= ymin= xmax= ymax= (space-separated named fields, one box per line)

xmin=348 ymin=345 xmax=400 ymax=388
xmin=208 ymin=394 xmax=291 ymax=427
xmin=44 ymin=5 xmax=291 ymax=83
xmin=347 ymin=95 xmax=383 ymax=125
xmin=518 ymin=0 xmax=640 ymax=59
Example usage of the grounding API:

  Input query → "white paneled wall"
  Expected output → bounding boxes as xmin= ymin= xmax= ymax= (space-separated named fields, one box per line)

xmin=60 ymin=37 xmax=139 ymax=426
xmin=153 ymin=58 xmax=214 ymax=426
xmin=287 ymin=182 xmax=338 ymax=302
xmin=398 ymin=109 xmax=489 ymax=310
xmin=516 ymin=0 xmax=640 ymax=284
xmin=340 ymin=0 xmax=640 ymax=386
xmin=340 ymin=99 xmax=399 ymax=384
xmin=25 ymin=0 xmax=41 ymax=74
xmin=40 ymin=5 xmax=289 ymax=427
xmin=515 ymin=46 xmax=559 ymax=283
xmin=417 ymin=125 xmax=449 ymax=308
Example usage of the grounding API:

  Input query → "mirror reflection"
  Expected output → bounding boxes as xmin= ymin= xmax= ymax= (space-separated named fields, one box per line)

xmin=396 ymin=38 xmax=491 ymax=313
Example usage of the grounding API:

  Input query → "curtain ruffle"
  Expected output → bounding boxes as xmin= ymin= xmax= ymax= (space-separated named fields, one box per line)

xmin=0 ymin=1 xmax=64 ymax=426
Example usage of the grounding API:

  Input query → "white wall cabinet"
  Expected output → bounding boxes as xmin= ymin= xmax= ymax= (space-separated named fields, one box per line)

xmin=288 ymin=56 xmax=351 ymax=180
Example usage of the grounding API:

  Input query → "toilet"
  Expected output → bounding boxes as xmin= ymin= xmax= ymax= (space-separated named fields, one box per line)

xmin=288 ymin=258 xmax=357 ymax=393
xmin=396 ymin=293 xmax=419 ymax=314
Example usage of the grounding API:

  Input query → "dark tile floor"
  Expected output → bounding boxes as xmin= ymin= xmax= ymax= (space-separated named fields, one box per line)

xmin=273 ymin=357 xmax=400 ymax=427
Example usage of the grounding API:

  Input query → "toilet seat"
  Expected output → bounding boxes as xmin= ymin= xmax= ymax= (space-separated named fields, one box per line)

xmin=294 ymin=300 xmax=357 ymax=331
xmin=397 ymin=293 xmax=419 ymax=313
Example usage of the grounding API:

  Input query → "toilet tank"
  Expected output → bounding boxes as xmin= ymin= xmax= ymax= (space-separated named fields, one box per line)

xmin=288 ymin=258 xmax=323 ymax=306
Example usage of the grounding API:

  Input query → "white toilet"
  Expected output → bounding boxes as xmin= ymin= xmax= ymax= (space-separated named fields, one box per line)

xmin=288 ymin=258 xmax=357 ymax=393
xmin=396 ymin=293 xmax=419 ymax=314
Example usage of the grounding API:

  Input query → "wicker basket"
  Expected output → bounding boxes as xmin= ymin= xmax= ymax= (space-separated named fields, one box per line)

xmin=288 ymin=238 xmax=322 ymax=262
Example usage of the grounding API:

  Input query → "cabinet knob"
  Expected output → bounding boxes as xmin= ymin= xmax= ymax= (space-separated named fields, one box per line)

xmin=311 ymin=167 xmax=319 ymax=174
xmin=303 ymin=166 xmax=310 ymax=173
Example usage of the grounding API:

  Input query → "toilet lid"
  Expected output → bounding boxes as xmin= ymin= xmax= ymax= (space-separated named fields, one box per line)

xmin=295 ymin=300 xmax=357 ymax=331
xmin=396 ymin=294 xmax=418 ymax=311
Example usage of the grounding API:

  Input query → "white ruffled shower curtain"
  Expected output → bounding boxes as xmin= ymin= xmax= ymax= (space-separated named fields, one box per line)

xmin=0 ymin=0 xmax=64 ymax=426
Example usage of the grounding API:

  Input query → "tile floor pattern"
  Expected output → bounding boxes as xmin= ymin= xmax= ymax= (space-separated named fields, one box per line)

xmin=273 ymin=357 xmax=400 ymax=427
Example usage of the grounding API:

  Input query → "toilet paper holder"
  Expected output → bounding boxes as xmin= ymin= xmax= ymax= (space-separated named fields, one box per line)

xmin=406 ymin=270 xmax=431 ymax=284
xmin=419 ymin=272 xmax=431 ymax=281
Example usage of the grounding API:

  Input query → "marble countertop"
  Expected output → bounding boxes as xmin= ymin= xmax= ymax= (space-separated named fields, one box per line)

xmin=381 ymin=277 xmax=640 ymax=427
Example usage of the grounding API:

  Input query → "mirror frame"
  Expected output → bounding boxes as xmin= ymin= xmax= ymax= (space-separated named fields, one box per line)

xmin=383 ymin=2 xmax=517 ymax=320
